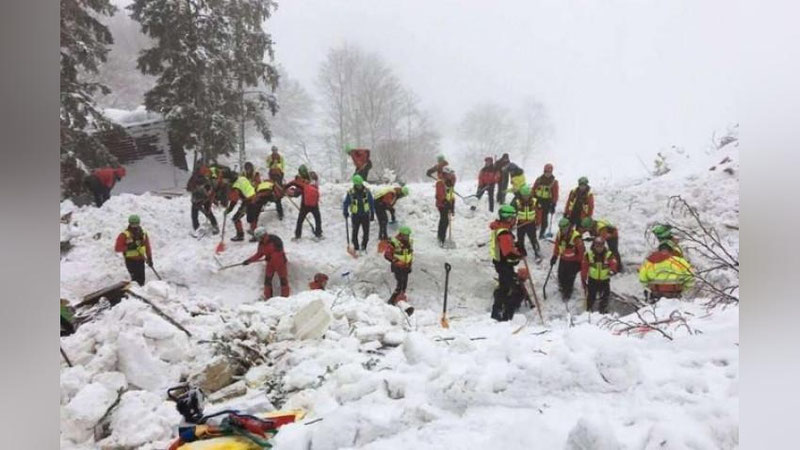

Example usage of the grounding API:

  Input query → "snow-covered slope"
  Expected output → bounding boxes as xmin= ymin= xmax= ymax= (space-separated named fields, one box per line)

xmin=60 ymin=144 xmax=739 ymax=449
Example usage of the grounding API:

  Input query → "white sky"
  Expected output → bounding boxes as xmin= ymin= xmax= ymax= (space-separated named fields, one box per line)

xmin=269 ymin=0 xmax=742 ymax=176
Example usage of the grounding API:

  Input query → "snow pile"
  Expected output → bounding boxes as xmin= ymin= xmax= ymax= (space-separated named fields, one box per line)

xmin=60 ymin=142 xmax=738 ymax=449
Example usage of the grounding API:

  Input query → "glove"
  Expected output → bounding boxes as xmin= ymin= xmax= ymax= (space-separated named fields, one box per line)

xmin=550 ymin=204 xmax=555 ymax=214
xmin=147 ymin=259 xmax=154 ymax=267
xmin=550 ymin=256 xmax=557 ymax=266
xmin=242 ymin=260 xmax=250 ymax=266
xmin=343 ymin=212 xmax=349 ymax=219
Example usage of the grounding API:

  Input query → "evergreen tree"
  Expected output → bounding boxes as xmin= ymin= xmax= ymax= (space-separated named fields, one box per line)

xmin=60 ymin=0 xmax=121 ymax=198
xmin=129 ymin=0 xmax=279 ymax=164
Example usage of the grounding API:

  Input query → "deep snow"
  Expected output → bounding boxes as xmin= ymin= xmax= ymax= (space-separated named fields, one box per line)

xmin=60 ymin=144 xmax=739 ymax=449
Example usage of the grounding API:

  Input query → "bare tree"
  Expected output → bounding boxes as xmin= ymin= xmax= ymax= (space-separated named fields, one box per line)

xmin=518 ymin=97 xmax=553 ymax=167
xmin=457 ymin=102 xmax=520 ymax=163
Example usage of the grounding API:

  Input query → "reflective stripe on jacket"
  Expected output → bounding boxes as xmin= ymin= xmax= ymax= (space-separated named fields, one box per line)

xmin=232 ymin=176 xmax=256 ymax=199
xmin=586 ymin=250 xmax=614 ymax=280
xmin=391 ymin=237 xmax=414 ymax=264
xmin=123 ymin=230 xmax=148 ymax=259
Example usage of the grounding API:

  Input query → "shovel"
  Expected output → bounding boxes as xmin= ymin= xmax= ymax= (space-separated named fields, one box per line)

xmin=345 ymin=217 xmax=357 ymax=258
xmin=215 ymin=212 xmax=228 ymax=254
xmin=440 ymin=262 xmax=452 ymax=328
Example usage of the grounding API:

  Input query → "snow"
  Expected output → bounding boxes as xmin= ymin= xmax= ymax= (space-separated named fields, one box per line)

xmin=60 ymin=143 xmax=738 ymax=449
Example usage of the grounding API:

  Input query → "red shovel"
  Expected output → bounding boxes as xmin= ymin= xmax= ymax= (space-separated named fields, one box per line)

xmin=216 ymin=212 xmax=228 ymax=254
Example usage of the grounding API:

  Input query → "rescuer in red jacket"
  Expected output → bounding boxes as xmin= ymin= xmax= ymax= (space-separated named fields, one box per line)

xmin=346 ymin=147 xmax=372 ymax=180
xmin=114 ymin=214 xmax=152 ymax=286
xmin=84 ymin=167 xmax=126 ymax=207
xmin=242 ymin=228 xmax=290 ymax=300
xmin=476 ymin=157 xmax=499 ymax=212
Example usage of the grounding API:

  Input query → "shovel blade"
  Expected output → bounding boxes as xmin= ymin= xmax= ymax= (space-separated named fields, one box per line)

xmin=440 ymin=315 xmax=450 ymax=329
xmin=215 ymin=241 xmax=226 ymax=254
xmin=347 ymin=246 xmax=357 ymax=258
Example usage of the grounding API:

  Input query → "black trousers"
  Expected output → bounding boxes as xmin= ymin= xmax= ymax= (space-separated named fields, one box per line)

xmin=557 ymin=259 xmax=581 ymax=300
xmin=607 ymin=237 xmax=622 ymax=268
xmin=295 ymin=204 xmax=322 ymax=238
xmin=476 ymin=184 xmax=495 ymax=212
xmin=587 ymin=278 xmax=610 ymax=313
xmin=125 ymin=258 xmax=146 ymax=286
xmin=516 ymin=222 xmax=541 ymax=256
xmin=491 ymin=261 xmax=517 ymax=321
xmin=376 ymin=203 xmax=390 ymax=241
xmin=191 ymin=201 xmax=218 ymax=230
xmin=389 ymin=265 xmax=410 ymax=303
xmin=84 ymin=175 xmax=111 ymax=207
xmin=496 ymin=176 xmax=509 ymax=204
xmin=537 ymin=199 xmax=554 ymax=237
xmin=355 ymin=161 xmax=372 ymax=181
xmin=351 ymin=215 xmax=370 ymax=249
xmin=437 ymin=206 xmax=451 ymax=244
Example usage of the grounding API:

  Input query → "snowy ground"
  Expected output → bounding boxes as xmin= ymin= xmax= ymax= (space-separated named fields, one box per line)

xmin=60 ymin=144 xmax=739 ymax=449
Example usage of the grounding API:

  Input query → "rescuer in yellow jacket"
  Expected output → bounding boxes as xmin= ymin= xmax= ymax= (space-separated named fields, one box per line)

xmin=638 ymin=241 xmax=694 ymax=302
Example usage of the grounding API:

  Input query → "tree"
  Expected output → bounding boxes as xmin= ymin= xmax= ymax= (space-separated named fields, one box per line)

xmin=518 ymin=97 xmax=553 ymax=166
xmin=60 ymin=0 xmax=121 ymax=198
xmin=317 ymin=43 xmax=440 ymax=181
xmin=456 ymin=102 xmax=520 ymax=163
xmin=129 ymin=0 xmax=279 ymax=164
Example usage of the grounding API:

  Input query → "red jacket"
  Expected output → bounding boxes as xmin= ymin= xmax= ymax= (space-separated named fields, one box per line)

xmin=478 ymin=166 xmax=499 ymax=187
xmin=580 ymin=249 xmax=619 ymax=284
xmin=350 ymin=149 xmax=370 ymax=170
xmin=114 ymin=227 xmax=152 ymax=262
xmin=384 ymin=235 xmax=414 ymax=269
xmin=564 ymin=188 xmax=594 ymax=220
xmin=436 ymin=179 xmax=455 ymax=210
xmin=490 ymin=220 xmax=521 ymax=262
xmin=245 ymin=234 xmax=285 ymax=264
xmin=532 ymin=174 xmax=559 ymax=204
xmin=286 ymin=176 xmax=320 ymax=207
xmin=378 ymin=188 xmax=404 ymax=208
xmin=552 ymin=227 xmax=585 ymax=263
xmin=93 ymin=167 xmax=124 ymax=189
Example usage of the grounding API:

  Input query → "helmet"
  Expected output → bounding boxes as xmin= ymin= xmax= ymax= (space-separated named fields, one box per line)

xmin=400 ymin=186 xmax=409 ymax=196
xmin=519 ymin=185 xmax=531 ymax=196
xmin=485 ymin=156 xmax=493 ymax=163
xmin=517 ymin=267 xmax=529 ymax=281
xmin=578 ymin=176 xmax=589 ymax=186
xmin=592 ymin=236 xmax=606 ymax=247
xmin=558 ymin=217 xmax=570 ymax=229
xmin=254 ymin=227 xmax=268 ymax=239
xmin=244 ymin=162 xmax=254 ymax=171
xmin=580 ymin=217 xmax=594 ymax=229
xmin=345 ymin=145 xmax=353 ymax=154
xmin=128 ymin=214 xmax=141 ymax=225
xmin=653 ymin=224 xmax=672 ymax=239
xmin=499 ymin=204 xmax=516 ymax=219
xmin=399 ymin=225 xmax=412 ymax=236
xmin=313 ymin=273 xmax=329 ymax=284
xmin=271 ymin=146 xmax=278 ymax=152
xmin=437 ymin=154 xmax=446 ymax=162
xmin=298 ymin=164 xmax=308 ymax=174
xmin=352 ymin=174 xmax=364 ymax=185
xmin=544 ymin=163 xmax=553 ymax=173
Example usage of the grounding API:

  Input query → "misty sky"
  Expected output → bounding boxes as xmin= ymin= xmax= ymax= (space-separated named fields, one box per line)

xmin=270 ymin=0 xmax=740 ymax=177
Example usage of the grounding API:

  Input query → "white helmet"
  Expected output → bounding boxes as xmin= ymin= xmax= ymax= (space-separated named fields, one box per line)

xmin=254 ymin=227 xmax=268 ymax=239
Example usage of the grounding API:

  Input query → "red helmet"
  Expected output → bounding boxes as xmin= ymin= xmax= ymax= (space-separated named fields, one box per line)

xmin=313 ymin=273 xmax=329 ymax=284
xmin=544 ymin=163 xmax=553 ymax=173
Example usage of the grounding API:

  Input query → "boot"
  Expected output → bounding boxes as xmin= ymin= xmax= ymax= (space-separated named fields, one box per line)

xmin=231 ymin=232 xmax=245 ymax=241
xmin=387 ymin=292 xmax=399 ymax=305
xmin=212 ymin=225 xmax=220 ymax=235
xmin=263 ymin=285 xmax=273 ymax=300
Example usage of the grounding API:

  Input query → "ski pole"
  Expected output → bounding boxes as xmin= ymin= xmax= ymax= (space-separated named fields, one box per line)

xmin=441 ymin=262 xmax=452 ymax=328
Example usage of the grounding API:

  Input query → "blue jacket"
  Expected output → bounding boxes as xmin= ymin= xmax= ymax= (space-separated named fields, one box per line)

xmin=343 ymin=187 xmax=375 ymax=218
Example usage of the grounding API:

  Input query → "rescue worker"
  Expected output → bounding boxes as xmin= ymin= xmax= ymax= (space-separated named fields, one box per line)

xmin=476 ymin=156 xmax=499 ymax=212
xmin=84 ymin=166 xmax=126 ymax=207
xmin=503 ymin=162 xmax=527 ymax=196
xmin=347 ymin=147 xmax=372 ymax=180
xmin=435 ymin=167 xmax=456 ymax=247
xmin=206 ymin=163 xmax=231 ymax=207
xmin=580 ymin=217 xmax=622 ymax=271
xmin=581 ymin=237 xmax=619 ymax=314
xmin=267 ymin=146 xmax=285 ymax=185
xmin=225 ymin=171 xmax=257 ymax=241
xmin=494 ymin=153 xmax=511 ymax=204
xmin=190 ymin=175 xmax=219 ymax=234
xmin=243 ymin=161 xmax=262 ymax=187
xmin=532 ymin=163 xmax=559 ymax=239
xmin=425 ymin=154 xmax=449 ymax=178
xmin=564 ymin=176 xmax=594 ymax=227
xmin=489 ymin=205 xmax=524 ymax=321
xmin=550 ymin=217 xmax=586 ymax=300
xmin=384 ymin=226 xmax=414 ymax=312
xmin=638 ymin=241 xmax=694 ymax=302
xmin=253 ymin=178 xmax=284 ymax=222
xmin=511 ymin=184 xmax=542 ymax=260
xmin=284 ymin=165 xmax=322 ymax=240
xmin=242 ymin=227 xmax=290 ymax=300
xmin=308 ymin=273 xmax=329 ymax=290
xmin=343 ymin=174 xmax=375 ymax=253
xmin=114 ymin=214 xmax=153 ymax=286
xmin=652 ymin=224 xmax=684 ymax=257
xmin=374 ymin=185 xmax=410 ymax=247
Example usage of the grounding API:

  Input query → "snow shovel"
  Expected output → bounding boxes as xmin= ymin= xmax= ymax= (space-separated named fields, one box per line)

xmin=523 ymin=258 xmax=545 ymax=326
xmin=542 ymin=261 xmax=555 ymax=300
xmin=148 ymin=263 xmax=163 ymax=281
xmin=215 ymin=212 xmax=228 ymax=254
xmin=440 ymin=262 xmax=452 ymax=328
xmin=345 ymin=217 xmax=357 ymax=258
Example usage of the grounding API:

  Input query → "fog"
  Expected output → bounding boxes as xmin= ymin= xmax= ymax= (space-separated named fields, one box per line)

xmin=270 ymin=0 xmax=741 ymax=176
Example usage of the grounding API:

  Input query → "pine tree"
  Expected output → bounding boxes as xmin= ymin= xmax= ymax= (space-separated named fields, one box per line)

xmin=129 ymin=0 xmax=279 ymax=164
xmin=60 ymin=0 xmax=121 ymax=198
